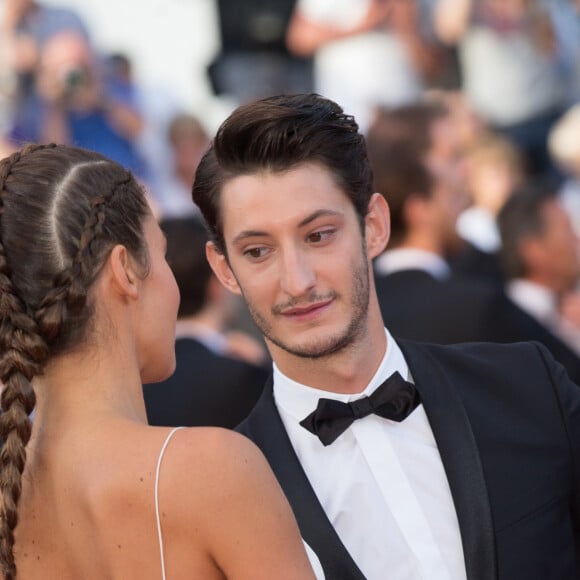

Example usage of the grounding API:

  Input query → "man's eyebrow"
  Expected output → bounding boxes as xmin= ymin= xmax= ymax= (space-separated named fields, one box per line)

xmin=232 ymin=229 xmax=269 ymax=245
xmin=298 ymin=209 xmax=343 ymax=228
xmin=232 ymin=209 xmax=344 ymax=245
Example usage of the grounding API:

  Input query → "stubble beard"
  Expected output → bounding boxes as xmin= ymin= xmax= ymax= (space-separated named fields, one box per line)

xmin=242 ymin=249 xmax=371 ymax=360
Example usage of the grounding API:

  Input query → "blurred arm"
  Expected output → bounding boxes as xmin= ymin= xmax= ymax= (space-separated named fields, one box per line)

xmin=433 ymin=0 xmax=473 ymax=45
xmin=286 ymin=0 xmax=391 ymax=56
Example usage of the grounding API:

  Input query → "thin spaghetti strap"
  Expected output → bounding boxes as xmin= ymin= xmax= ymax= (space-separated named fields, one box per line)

xmin=155 ymin=426 xmax=186 ymax=580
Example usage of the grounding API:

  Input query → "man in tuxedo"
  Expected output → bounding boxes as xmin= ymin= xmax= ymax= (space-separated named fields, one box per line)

xmin=143 ymin=216 xmax=269 ymax=428
xmin=365 ymin=105 xmax=580 ymax=384
xmin=366 ymin=100 xmax=508 ymax=288
xmin=192 ymin=93 xmax=580 ymax=579
xmin=496 ymin=180 xmax=580 ymax=382
xmin=367 ymin=138 xmax=521 ymax=345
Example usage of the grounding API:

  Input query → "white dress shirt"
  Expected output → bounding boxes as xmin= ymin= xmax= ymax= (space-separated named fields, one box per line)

xmin=294 ymin=0 xmax=424 ymax=132
xmin=507 ymin=279 xmax=580 ymax=355
xmin=456 ymin=206 xmax=501 ymax=253
xmin=273 ymin=330 xmax=466 ymax=580
xmin=374 ymin=248 xmax=451 ymax=281
xmin=174 ymin=320 xmax=229 ymax=355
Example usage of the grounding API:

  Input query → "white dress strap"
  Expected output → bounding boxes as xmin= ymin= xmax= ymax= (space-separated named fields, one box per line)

xmin=155 ymin=426 xmax=186 ymax=580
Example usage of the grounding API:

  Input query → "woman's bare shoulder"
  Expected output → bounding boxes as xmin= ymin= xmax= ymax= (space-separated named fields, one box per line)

xmin=155 ymin=427 xmax=315 ymax=579
xmin=154 ymin=425 xmax=291 ymax=531
xmin=160 ymin=426 xmax=270 ymax=491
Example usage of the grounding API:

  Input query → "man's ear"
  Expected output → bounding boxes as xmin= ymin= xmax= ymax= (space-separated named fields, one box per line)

xmin=519 ymin=237 xmax=545 ymax=270
xmin=108 ymin=244 xmax=139 ymax=299
xmin=206 ymin=241 xmax=242 ymax=296
xmin=365 ymin=193 xmax=391 ymax=259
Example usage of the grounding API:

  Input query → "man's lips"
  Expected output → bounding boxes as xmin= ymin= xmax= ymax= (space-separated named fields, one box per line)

xmin=279 ymin=300 xmax=332 ymax=318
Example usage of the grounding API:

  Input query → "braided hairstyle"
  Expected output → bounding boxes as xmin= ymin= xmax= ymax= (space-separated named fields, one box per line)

xmin=0 ymin=143 xmax=151 ymax=579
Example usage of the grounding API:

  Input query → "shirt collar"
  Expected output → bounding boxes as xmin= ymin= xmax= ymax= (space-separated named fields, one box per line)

xmin=273 ymin=329 xmax=410 ymax=422
xmin=374 ymin=248 xmax=451 ymax=281
xmin=506 ymin=279 xmax=558 ymax=324
xmin=174 ymin=319 xmax=228 ymax=355
xmin=456 ymin=206 xmax=501 ymax=253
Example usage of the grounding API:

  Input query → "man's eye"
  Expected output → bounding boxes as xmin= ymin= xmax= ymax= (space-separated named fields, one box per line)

xmin=308 ymin=230 xmax=334 ymax=243
xmin=244 ymin=247 xmax=267 ymax=259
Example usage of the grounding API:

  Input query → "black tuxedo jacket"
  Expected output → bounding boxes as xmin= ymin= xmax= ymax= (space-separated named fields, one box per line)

xmin=237 ymin=340 xmax=580 ymax=580
xmin=448 ymin=242 xmax=506 ymax=289
xmin=375 ymin=268 xmax=580 ymax=386
xmin=502 ymin=301 xmax=580 ymax=386
xmin=374 ymin=269 xmax=525 ymax=345
xmin=144 ymin=336 xmax=268 ymax=428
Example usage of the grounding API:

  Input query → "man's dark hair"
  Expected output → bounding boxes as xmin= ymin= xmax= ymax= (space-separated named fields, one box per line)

xmin=192 ymin=93 xmax=374 ymax=254
xmin=497 ymin=178 xmax=559 ymax=280
xmin=160 ymin=217 xmax=211 ymax=318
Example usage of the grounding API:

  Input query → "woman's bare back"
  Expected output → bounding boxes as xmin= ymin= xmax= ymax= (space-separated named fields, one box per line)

xmin=14 ymin=421 xmax=314 ymax=580
xmin=15 ymin=423 xmax=217 ymax=579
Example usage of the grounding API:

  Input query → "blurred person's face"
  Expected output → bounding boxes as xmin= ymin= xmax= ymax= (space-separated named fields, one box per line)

xmin=173 ymin=135 xmax=208 ymax=184
xmin=529 ymin=200 xmax=580 ymax=293
xmin=426 ymin=119 xmax=470 ymax=254
xmin=428 ymin=115 xmax=459 ymax=169
xmin=36 ymin=32 xmax=97 ymax=108
xmin=429 ymin=114 xmax=469 ymax=191
xmin=487 ymin=0 xmax=528 ymax=19
xmin=468 ymin=158 xmax=522 ymax=215
xmin=428 ymin=162 xmax=470 ymax=255
xmin=443 ymin=92 xmax=486 ymax=151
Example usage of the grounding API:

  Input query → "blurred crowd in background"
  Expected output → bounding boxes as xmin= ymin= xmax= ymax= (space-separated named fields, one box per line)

xmin=1 ymin=0 xmax=580 ymax=212
xmin=2 ymin=0 xmax=580 ymax=426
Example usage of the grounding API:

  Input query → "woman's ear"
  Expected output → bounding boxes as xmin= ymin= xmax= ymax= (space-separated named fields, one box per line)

xmin=365 ymin=193 xmax=391 ymax=259
xmin=108 ymin=244 xmax=139 ymax=299
xmin=206 ymin=242 xmax=242 ymax=296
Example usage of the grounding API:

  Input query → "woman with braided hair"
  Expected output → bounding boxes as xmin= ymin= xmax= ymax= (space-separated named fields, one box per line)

xmin=0 ymin=144 xmax=317 ymax=579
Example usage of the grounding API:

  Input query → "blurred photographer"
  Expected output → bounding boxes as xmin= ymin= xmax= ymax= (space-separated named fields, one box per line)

xmin=9 ymin=31 xmax=148 ymax=181
xmin=0 ymin=0 xmax=89 ymax=135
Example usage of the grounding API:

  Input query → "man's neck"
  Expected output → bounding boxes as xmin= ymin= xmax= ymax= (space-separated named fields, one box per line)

xmin=267 ymin=324 xmax=388 ymax=395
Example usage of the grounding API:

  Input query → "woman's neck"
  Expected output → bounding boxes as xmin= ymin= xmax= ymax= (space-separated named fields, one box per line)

xmin=32 ymin=344 xmax=148 ymax=432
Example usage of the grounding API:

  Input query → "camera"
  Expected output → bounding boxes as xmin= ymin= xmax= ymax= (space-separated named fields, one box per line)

xmin=64 ymin=68 xmax=88 ymax=88
xmin=59 ymin=66 xmax=90 ymax=99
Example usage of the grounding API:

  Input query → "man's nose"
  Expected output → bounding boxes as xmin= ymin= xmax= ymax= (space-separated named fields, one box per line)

xmin=279 ymin=247 xmax=316 ymax=297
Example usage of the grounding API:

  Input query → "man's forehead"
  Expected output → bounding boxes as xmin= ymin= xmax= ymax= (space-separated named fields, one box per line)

xmin=219 ymin=169 xmax=352 ymax=237
xmin=220 ymin=165 xmax=348 ymax=203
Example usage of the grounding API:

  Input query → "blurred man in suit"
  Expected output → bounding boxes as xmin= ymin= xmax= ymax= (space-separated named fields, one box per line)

xmin=143 ymin=216 xmax=269 ymax=428
xmin=497 ymin=180 xmax=580 ymax=381
xmin=452 ymin=131 xmax=525 ymax=287
xmin=366 ymin=107 xmax=523 ymax=344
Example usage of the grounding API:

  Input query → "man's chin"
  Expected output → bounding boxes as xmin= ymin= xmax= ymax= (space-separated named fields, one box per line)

xmin=268 ymin=332 xmax=355 ymax=360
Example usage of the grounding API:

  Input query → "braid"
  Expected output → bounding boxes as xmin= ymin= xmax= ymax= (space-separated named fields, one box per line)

xmin=35 ymin=172 xmax=133 ymax=343
xmin=0 ymin=143 xmax=56 ymax=580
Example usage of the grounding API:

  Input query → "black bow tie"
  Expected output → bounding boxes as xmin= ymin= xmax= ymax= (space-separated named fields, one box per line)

xmin=299 ymin=372 xmax=420 ymax=446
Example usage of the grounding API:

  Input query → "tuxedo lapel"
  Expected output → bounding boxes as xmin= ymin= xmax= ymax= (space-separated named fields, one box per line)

xmin=237 ymin=378 xmax=366 ymax=580
xmin=399 ymin=340 xmax=497 ymax=580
